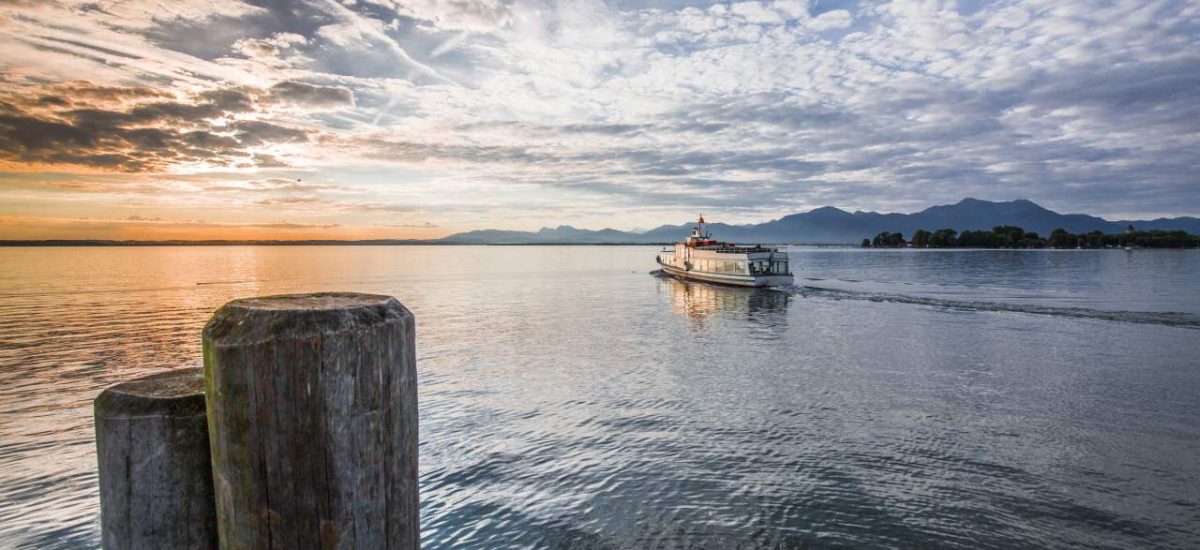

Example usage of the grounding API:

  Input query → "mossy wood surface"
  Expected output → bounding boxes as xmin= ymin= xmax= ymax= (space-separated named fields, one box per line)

xmin=94 ymin=368 xmax=217 ymax=549
xmin=203 ymin=293 xmax=418 ymax=549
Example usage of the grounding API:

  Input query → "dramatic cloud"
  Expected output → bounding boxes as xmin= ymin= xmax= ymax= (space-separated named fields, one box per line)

xmin=0 ymin=81 xmax=345 ymax=171
xmin=0 ymin=0 xmax=1197 ymax=238
xmin=267 ymin=81 xmax=355 ymax=108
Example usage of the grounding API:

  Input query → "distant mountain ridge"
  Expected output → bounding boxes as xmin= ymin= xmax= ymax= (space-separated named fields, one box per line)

xmin=440 ymin=198 xmax=1200 ymax=244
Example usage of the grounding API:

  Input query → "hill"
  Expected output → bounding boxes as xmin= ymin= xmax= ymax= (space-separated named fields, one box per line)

xmin=439 ymin=199 xmax=1200 ymax=244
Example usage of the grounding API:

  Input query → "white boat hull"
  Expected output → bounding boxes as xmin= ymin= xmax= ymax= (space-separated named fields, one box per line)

xmin=658 ymin=262 xmax=793 ymax=287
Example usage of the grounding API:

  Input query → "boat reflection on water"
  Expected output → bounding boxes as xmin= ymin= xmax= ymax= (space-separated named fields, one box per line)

xmin=656 ymin=272 xmax=790 ymax=327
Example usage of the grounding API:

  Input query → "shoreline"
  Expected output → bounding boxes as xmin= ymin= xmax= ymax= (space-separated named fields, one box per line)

xmin=0 ymin=240 xmax=855 ymax=247
xmin=4 ymin=241 xmax=1197 ymax=249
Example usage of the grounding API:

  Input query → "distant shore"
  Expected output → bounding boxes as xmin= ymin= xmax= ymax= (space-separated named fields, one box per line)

xmin=0 ymin=240 xmax=674 ymax=247
xmin=863 ymin=226 xmax=1200 ymax=249
xmin=0 ymin=240 xmax=864 ymax=247
xmin=5 ymin=238 xmax=1200 ymax=248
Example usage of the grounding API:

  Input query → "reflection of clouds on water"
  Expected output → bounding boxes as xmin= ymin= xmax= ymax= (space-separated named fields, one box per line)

xmin=4 ymin=250 xmax=1200 ymax=548
xmin=656 ymin=272 xmax=789 ymax=330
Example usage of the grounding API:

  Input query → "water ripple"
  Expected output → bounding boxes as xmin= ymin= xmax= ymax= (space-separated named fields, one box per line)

xmin=792 ymin=285 xmax=1200 ymax=328
xmin=2 ymin=246 xmax=1200 ymax=549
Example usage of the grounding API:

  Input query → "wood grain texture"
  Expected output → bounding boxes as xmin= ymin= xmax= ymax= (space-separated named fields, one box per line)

xmin=203 ymin=293 xmax=418 ymax=550
xmin=94 ymin=368 xmax=217 ymax=550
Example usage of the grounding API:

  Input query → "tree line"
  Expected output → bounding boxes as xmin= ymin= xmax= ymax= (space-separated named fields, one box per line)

xmin=862 ymin=226 xmax=1200 ymax=249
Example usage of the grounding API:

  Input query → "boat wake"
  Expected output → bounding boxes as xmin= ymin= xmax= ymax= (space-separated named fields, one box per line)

xmin=786 ymin=284 xmax=1200 ymax=329
xmin=651 ymin=269 xmax=1200 ymax=328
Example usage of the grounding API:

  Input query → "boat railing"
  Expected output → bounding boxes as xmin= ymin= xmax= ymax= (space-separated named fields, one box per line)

xmin=698 ymin=245 xmax=786 ymax=254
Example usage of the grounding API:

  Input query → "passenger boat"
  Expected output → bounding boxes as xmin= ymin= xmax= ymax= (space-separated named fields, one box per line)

xmin=656 ymin=216 xmax=793 ymax=287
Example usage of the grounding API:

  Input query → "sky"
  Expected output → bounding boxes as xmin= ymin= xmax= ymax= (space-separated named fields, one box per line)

xmin=0 ymin=0 xmax=1197 ymax=240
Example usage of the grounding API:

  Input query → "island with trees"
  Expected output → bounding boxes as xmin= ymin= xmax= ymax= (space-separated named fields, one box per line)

xmin=861 ymin=226 xmax=1200 ymax=249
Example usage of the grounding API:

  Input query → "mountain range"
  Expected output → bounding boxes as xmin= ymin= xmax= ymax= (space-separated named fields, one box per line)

xmin=440 ymin=198 xmax=1200 ymax=245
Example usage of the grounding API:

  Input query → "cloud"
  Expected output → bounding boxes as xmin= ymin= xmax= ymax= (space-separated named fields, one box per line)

xmin=267 ymin=81 xmax=355 ymax=108
xmin=249 ymin=153 xmax=290 ymax=168
xmin=229 ymin=120 xmax=312 ymax=146
xmin=232 ymin=32 xmax=308 ymax=63
xmin=808 ymin=9 xmax=853 ymax=31
xmin=373 ymin=221 xmax=439 ymax=228
xmin=0 ymin=81 xmax=322 ymax=172
xmin=387 ymin=0 xmax=514 ymax=32
xmin=205 ymin=177 xmax=339 ymax=193
xmin=249 ymin=221 xmax=341 ymax=229
xmin=341 ymin=135 xmax=548 ymax=165
xmin=256 ymin=196 xmax=328 ymax=206
xmin=36 ymin=81 xmax=174 ymax=105
xmin=730 ymin=2 xmax=786 ymax=25
xmin=1 ymin=0 xmax=1199 ymax=235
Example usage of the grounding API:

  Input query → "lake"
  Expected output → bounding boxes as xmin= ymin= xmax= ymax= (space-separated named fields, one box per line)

xmin=1 ymin=246 xmax=1198 ymax=548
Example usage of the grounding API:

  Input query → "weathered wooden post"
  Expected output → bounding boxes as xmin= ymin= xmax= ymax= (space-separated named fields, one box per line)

xmin=203 ymin=293 xmax=419 ymax=549
xmin=94 ymin=368 xmax=218 ymax=549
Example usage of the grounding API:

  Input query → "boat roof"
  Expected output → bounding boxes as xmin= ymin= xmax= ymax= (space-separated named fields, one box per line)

xmin=692 ymin=243 xmax=781 ymax=253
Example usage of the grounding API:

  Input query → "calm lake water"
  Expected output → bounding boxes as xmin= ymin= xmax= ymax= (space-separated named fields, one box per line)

xmin=1 ymin=246 xmax=1199 ymax=549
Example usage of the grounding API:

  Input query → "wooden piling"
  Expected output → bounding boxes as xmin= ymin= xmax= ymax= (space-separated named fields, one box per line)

xmin=203 ymin=292 xmax=419 ymax=549
xmin=94 ymin=368 xmax=217 ymax=549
